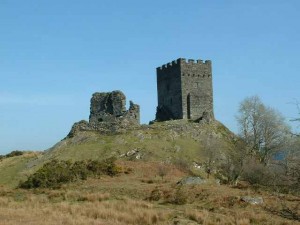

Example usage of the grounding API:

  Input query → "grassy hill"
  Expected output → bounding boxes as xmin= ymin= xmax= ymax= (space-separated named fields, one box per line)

xmin=0 ymin=120 xmax=299 ymax=224
xmin=0 ymin=120 xmax=236 ymax=187
xmin=47 ymin=120 xmax=235 ymax=161
xmin=0 ymin=152 xmax=41 ymax=187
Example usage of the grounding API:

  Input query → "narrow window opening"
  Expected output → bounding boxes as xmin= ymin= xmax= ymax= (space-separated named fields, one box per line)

xmin=187 ymin=94 xmax=191 ymax=119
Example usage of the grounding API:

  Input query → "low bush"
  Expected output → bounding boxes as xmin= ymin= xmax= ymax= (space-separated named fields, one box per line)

xmin=173 ymin=158 xmax=191 ymax=174
xmin=242 ymin=160 xmax=262 ymax=184
xmin=6 ymin=150 xmax=24 ymax=158
xmin=19 ymin=157 xmax=119 ymax=189
xmin=157 ymin=164 xmax=170 ymax=180
xmin=0 ymin=150 xmax=24 ymax=160
xmin=149 ymin=187 xmax=162 ymax=201
xmin=172 ymin=187 xmax=188 ymax=205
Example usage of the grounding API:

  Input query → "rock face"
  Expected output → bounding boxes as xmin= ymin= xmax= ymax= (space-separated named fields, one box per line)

xmin=67 ymin=90 xmax=140 ymax=137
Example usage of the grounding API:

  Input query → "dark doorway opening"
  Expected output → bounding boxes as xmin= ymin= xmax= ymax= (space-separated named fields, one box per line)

xmin=187 ymin=94 xmax=191 ymax=119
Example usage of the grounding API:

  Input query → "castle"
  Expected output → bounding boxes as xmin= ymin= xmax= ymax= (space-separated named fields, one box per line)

xmin=156 ymin=58 xmax=214 ymax=122
xmin=68 ymin=57 xmax=214 ymax=137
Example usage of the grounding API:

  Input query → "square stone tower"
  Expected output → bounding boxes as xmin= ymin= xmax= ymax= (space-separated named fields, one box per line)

xmin=156 ymin=58 xmax=214 ymax=121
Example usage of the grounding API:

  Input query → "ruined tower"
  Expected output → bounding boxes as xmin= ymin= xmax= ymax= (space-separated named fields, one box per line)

xmin=67 ymin=90 xmax=140 ymax=138
xmin=89 ymin=91 xmax=140 ymax=126
xmin=156 ymin=58 xmax=214 ymax=122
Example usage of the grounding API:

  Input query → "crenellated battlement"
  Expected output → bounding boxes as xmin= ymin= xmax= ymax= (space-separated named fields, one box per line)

xmin=157 ymin=58 xmax=211 ymax=71
xmin=157 ymin=59 xmax=179 ymax=71
xmin=179 ymin=58 xmax=211 ymax=65
xmin=156 ymin=57 xmax=214 ymax=122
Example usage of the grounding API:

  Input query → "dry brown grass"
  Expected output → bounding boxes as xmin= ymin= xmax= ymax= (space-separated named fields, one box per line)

xmin=0 ymin=161 xmax=299 ymax=225
xmin=0 ymin=193 xmax=169 ymax=225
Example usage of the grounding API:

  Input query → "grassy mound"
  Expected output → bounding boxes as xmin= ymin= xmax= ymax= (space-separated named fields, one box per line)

xmin=0 ymin=120 xmax=237 ymax=188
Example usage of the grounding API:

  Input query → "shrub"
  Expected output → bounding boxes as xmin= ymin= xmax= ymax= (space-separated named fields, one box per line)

xmin=5 ymin=150 xmax=24 ymax=158
xmin=241 ymin=158 xmax=272 ymax=185
xmin=71 ymin=160 xmax=89 ymax=180
xmin=173 ymin=158 xmax=191 ymax=174
xmin=19 ymin=157 xmax=119 ymax=189
xmin=172 ymin=187 xmax=188 ymax=205
xmin=0 ymin=150 xmax=24 ymax=161
xmin=149 ymin=187 xmax=162 ymax=201
xmin=157 ymin=164 xmax=169 ymax=180
xmin=102 ymin=157 xmax=120 ymax=176
xmin=19 ymin=160 xmax=75 ymax=189
xmin=124 ymin=167 xmax=133 ymax=174
xmin=86 ymin=157 xmax=119 ymax=177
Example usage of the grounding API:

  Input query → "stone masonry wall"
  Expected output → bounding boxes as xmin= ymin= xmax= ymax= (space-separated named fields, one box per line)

xmin=156 ymin=59 xmax=182 ymax=120
xmin=156 ymin=58 xmax=214 ymax=122
xmin=67 ymin=90 xmax=140 ymax=137
xmin=180 ymin=59 xmax=214 ymax=121
xmin=89 ymin=91 xmax=127 ymax=124
xmin=89 ymin=90 xmax=140 ymax=128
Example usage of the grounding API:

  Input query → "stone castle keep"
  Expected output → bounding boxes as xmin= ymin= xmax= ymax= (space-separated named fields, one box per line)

xmin=68 ymin=58 xmax=214 ymax=136
xmin=156 ymin=58 xmax=214 ymax=122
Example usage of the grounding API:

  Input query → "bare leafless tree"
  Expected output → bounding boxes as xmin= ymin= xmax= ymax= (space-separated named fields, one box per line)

xmin=236 ymin=96 xmax=290 ymax=164
xmin=200 ymin=134 xmax=223 ymax=176
xmin=220 ymin=140 xmax=248 ymax=184
xmin=157 ymin=163 xmax=169 ymax=180
xmin=290 ymin=101 xmax=300 ymax=136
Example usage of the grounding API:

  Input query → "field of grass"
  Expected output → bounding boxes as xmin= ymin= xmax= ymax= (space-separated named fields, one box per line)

xmin=0 ymin=160 xmax=299 ymax=225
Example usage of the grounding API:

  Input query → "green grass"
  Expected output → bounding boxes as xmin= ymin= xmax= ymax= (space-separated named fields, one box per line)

xmin=0 ymin=120 xmax=237 ymax=188
xmin=0 ymin=153 xmax=40 ymax=187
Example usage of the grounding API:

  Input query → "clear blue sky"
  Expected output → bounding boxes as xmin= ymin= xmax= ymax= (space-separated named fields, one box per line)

xmin=1 ymin=0 xmax=299 ymax=154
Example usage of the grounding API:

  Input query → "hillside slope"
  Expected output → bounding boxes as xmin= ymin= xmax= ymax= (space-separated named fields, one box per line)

xmin=1 ymin=121 xmax=299 ymax=225
xmin=0 ymin=120 xmax=237 ymax=187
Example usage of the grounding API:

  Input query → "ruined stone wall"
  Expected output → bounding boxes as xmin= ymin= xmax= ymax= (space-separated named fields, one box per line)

xmin=89 ymin=91 xmax=127 ymax=125
xmin=156 ymin=58 xmax=214 ymax=122
xmin=68 ymin=91 xmax=140 ymax=137
xmin=89 ymin=90 xmax=140 ymax=128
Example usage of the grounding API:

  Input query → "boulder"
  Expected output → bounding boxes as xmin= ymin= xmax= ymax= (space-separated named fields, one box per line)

xmin=241 ymin=196 xmax=264 ymax=205
xmin=177 ymin=177 xmax=206 ymax=185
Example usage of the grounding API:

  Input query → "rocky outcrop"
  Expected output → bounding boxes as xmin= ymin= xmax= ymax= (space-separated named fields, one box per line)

xmin=67 ymin=90 xmax=140 ymax=137
xmin=155 ymin=105 xmax=175 ymax=122
xmin=67 ymin=120 xmax=93 ymax=138
xmin=195 ymin=111 xmax=214 ymax=124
